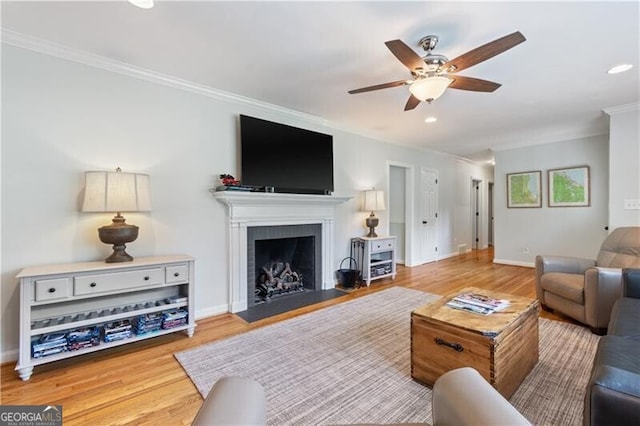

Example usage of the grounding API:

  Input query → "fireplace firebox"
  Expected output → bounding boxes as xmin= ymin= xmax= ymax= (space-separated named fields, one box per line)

xmin=247 ymin=224 xmax=322 ymax=307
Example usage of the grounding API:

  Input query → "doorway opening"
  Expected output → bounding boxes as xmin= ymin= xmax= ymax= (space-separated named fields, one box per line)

xmin=387 ymin=162 xmax=414 ymax=266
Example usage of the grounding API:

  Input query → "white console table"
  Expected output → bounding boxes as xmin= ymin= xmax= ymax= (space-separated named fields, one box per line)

xmin=15 ymin=255 xmax=195 ymax=380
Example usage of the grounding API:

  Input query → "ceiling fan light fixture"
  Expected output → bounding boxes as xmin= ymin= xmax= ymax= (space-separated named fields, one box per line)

xmin=409 ymin=76 xmax=452 ymax=103
xmin=608 ymin=64 xmax=633 ymax=74
xmin=424 ymin=116 xmax=438 ymax=123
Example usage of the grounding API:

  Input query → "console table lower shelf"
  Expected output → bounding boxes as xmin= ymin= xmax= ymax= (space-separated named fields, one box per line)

xmin=15 ymin=255 xmax=196 ymax=380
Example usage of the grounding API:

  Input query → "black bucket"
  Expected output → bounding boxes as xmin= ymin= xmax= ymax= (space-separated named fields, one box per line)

xmin=336 ymin=257 xmax=359 ymax=288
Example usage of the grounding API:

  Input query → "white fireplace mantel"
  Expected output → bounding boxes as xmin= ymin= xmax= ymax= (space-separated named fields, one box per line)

xmin=213 ymin=191 xmax=351 ymax=312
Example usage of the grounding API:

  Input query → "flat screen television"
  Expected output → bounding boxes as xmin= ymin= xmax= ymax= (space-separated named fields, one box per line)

xmin=240 ymin=115 xmax=334 ymax=195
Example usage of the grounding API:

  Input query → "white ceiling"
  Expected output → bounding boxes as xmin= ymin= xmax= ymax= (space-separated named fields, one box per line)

xmin=2 ymin=1 xmax=639 ymax=162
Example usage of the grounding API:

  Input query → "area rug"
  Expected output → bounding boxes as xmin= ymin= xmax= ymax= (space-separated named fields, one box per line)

xmin=175 ymin=287 xmax=600 ymax=425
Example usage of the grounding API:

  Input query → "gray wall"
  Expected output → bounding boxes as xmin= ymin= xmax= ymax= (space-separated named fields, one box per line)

xmin=494 ymin=135 xmax=610 ymax=265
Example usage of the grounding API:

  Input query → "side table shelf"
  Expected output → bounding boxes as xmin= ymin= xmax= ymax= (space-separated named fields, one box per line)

xmin=16 ymin=255 xmax=196 ymax=381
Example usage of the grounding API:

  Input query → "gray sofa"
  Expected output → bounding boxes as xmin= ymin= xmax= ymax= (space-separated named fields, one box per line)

xmin=584 ymin=268 xmax=640 ymax=426
xmin=192 ymin=367 xmax=531 ymax=425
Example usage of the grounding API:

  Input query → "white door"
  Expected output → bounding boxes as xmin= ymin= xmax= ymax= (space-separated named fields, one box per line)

xmin=472 ymin=179 xmax=481 ymax=249
xmin=420 ymin=169 xmax=438 ymax=263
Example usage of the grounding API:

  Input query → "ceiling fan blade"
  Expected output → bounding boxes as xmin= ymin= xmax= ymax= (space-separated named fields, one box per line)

xmin=385 ymin=39 xmax=427 ymax=72
xmin=404 ymin=95 xmax=421 ymax=111
xmin=442 ymin=31 xmax=526 ymax=73
xmin=448 ymin=75 xmax=501 ymax=92
xmin=348 ymin=80 xmax=409 ymax=94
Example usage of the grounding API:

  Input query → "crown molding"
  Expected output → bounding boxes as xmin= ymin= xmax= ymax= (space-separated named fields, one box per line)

xmin=0 ymin=28 xmax=333 ymax=125
xmin=0 ymin=29 xmax=473 ymax=163
xmin=603 ymin=102 xmax=640 ymax=115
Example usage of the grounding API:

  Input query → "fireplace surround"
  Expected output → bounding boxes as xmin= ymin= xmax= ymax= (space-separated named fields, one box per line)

xmin=214 ymin=191 xmax=350 ymax=312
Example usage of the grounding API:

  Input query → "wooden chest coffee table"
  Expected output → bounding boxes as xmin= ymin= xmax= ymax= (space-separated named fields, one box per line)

xmin=411 ymin=287 xmax=540 ymax=398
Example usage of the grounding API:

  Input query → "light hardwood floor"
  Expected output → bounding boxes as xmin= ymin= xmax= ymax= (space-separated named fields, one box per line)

xmin=1 ymin=248 xmax=571 ymax=425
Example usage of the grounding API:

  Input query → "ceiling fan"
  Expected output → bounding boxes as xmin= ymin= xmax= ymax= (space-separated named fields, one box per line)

xmin=348 ymin=31 xmax=526 ymax=111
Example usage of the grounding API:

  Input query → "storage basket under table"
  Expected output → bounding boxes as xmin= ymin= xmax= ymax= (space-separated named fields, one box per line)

xmin=410 ymin=286 xmax=540 ymax=398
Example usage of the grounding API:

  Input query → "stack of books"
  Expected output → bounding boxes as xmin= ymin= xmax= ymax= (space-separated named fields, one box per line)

xmin=31 ymin=333 xmax=68 ymax=358
xmin=161 ymin=308 xmax=188 ymax=330
xmin=446 ymin=292 xmax=510 ymax=315
xmin=135 ymin=312 xmax=164 ymax=335
xmin=103 ymin=320 xmax=133 ymax=342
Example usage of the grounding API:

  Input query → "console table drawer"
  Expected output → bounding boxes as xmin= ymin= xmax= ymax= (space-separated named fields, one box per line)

xmin=35 ymin=278 xmax=71 ymax=302
xmin=371 ymin=238 xmax=394 ymax=253
xmin=165 ymin=264 xmax=188 ymax=284
xmin=74 ymin=268 xmax=163 ymax=296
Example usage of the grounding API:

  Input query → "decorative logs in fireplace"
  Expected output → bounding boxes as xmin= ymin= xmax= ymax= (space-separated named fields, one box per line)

xmin=255 ymin=262 xmax=304 ymax=302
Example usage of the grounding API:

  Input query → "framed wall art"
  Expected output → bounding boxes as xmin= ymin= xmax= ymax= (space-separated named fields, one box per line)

xmin=507 ymin=171 xmax=542 ymax=208
xmin=548 ymin=165 xmax=590 ymax=207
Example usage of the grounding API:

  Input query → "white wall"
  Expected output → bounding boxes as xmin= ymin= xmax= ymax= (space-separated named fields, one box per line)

xmin=494 ymin=135 xmax=610 ymax=265
xmin=0 ymin=45 xmax=491 ymax=361
xmin=606 ymin=104 xmax=640 ymax=228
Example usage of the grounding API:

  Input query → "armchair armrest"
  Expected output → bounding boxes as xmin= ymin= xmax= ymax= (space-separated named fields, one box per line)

xmin=622 ymin=268 xmax=640 ymax=299
xmin=535 ymin=255 xmax=596 ymax=302
xmin=192 ymin=377 xmax=266 ymax=426
xmin=432 ymin=367 xmax=531 ymax=426
xmin=535 ymin=255 xmax=596 ymax=275
xmin=584 ymin=267 xmax=624 ymax=329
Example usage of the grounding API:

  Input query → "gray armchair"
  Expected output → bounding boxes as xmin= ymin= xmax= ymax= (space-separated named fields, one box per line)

xmin=535 ymin=226 xmax=640 ymax=334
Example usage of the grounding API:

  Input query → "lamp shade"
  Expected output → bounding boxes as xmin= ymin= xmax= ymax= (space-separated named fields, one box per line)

xmin=409 ymin=76 xmax=452 ymax=103
xmin=82 ymin=170 xmax=152 ymax=213
xmin=363 ymin=190 xmax=385 ymax=212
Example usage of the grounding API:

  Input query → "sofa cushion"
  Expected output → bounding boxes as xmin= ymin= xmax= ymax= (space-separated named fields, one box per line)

xmin=585 ymin=336 xmax=640 ymax=426
xmin=608 ymin=298 xmax=640 ymax=339
xmin=540 ymin=272 xmax=584 ymax=304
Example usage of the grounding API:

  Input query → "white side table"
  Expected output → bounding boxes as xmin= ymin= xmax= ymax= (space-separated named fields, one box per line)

xmin=352 ymin=236 xmax=397 ymax=286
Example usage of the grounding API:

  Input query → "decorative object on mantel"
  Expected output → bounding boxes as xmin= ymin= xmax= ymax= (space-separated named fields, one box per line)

xmin=81 ymin=167 xmax=152 ymax=263
xmin=363 ymin=189 xmax=385 ymax=237
xmin=215 ymin=173 xmax=257 ymax=192
xmin=219 ymin=174 xmax=240 ymax=186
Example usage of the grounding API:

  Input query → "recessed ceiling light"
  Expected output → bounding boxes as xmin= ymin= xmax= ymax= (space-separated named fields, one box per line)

xmin=128 ymin=0 xmax=154 ymax=9
xmin=424 ymin=117 xmax=437 ymax=123
xmin=608 ymin=64 xmax=633 ymax=74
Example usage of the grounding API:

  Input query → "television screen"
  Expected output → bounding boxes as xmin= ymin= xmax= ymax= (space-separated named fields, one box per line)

xmin=240 ymin=115 xmax=334 ymax=194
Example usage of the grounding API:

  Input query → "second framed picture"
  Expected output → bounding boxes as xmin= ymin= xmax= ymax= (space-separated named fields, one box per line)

xmin=507 ymin=171 xmax=542 ymax=208
xmin=548 ymin=165 xmax=590 ymax=207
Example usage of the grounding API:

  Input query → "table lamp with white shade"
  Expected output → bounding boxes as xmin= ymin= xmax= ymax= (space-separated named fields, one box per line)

xmin=81 ymin=167 xmax=152 ymax=263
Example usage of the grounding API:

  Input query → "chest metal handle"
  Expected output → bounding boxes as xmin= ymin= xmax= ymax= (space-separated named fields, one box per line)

xmin=435 ymin=337 xmax=464 ymax=352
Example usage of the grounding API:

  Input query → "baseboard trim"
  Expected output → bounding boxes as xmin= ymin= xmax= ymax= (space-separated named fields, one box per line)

xmin=438 ymin=251 xmax=460 ymax=261
xmin=493 ymin=258 xmax=535 ymax=268
xmin=195 ymin=304 xmax=229 ymax=320
xmin=1 ymin=349 xmax=19 ymax=364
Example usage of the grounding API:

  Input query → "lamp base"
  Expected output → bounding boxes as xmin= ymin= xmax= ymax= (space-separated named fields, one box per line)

xmin=104 ymin=245 xmax=134 ymax=263
xmin=365 ymin=214 xmax=379 ymax=238
xmin=98 ymin=215 xmax=139 ymax=263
